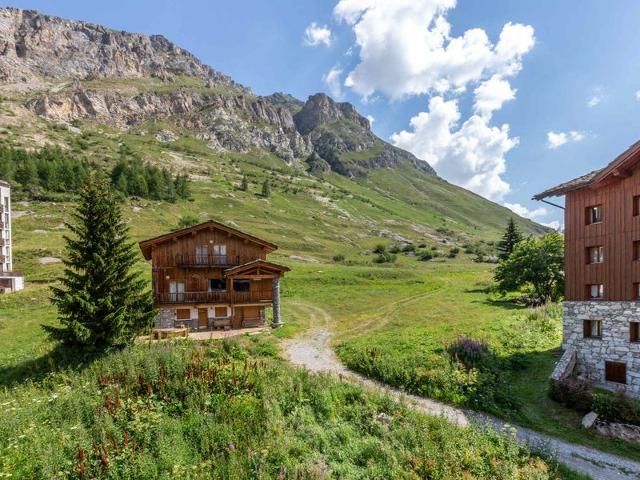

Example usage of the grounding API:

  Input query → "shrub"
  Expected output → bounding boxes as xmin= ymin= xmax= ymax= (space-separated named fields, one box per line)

xmin=374 ymin=252 xmax=397 ymax=264
xmin=448 ymin=247 xmax=460 ymax=258
xmin=447 ymin=337 xmax=490 ymax=369
xmin=388 ymin=245 xmax=401 ymax=254
xmin=419 ymin=252 xmax=433 ymax=261
xmin=373 ymin=244 xmax=387 ymax=254
xmin=548 ymin=377 xmax=593 ymax=413
xmin=401 ymin=243 xmax=415 ymax=253
xmin=592 ymin=392 xmax=640 ymax=425
xmin=333 ymin=254 xmax=345 ymax=262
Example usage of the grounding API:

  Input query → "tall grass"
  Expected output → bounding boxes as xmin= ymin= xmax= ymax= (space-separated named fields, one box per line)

xmin=0 ymin=337 xmax=569 ymax=479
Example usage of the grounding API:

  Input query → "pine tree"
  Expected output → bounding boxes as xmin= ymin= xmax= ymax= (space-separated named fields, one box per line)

xmin=261 ymin=179 xmax=270 ymax=197
xmin=240 ymin=175 xmax=249 ymax=192
xmin=497 ymin=217 xmax=524 ymax=261
xmin=45 ymin=173 xmax=154 ymax=352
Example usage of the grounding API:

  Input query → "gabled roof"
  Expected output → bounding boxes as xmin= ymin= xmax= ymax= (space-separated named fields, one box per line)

xmin=224 ymin=259 xmax=290 ymax=276
xmin=533 ymin=139 xmax=640 ymax=200
xmin=138 ymin=220 xmax=278 ymax=260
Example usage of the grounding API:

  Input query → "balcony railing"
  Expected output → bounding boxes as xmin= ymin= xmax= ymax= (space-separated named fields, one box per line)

xmin=175 ymin=253 xmax=241 ymax=267
xmin=154 ymin=290 xmax=273 ymax=305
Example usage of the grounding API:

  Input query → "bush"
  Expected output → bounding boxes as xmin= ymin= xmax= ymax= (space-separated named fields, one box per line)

xmin=419 ymin=252 xmax=433 ymax=261
xmin=333 ymin=254 xmax=345 ymax=262
xmin=448 ymin=247 xmax=460 ymax=258
xmin=374 ymin=252 xmax=397 ymax=264
xmin=447 ymin=337 xmax=490 ymax=369
xmin=401 ymin=244 xmax=415 ymax=253
xmin=388 ymin=245 xmax=401 ymax=254
xmin=592 ymin=392 xmax=640 ymax=425
xmin=548 ymin=377 xmax=593 ymax=413
xmin=373 ymin=244 xmax=387 ymax=254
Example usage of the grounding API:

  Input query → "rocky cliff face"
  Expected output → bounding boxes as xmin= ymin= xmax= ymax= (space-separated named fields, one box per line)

xmin=0 ymin=7 xmax=435 ymax=176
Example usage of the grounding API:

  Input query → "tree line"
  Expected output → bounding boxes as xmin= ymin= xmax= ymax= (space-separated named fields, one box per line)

xmin=0 ymin=144 xmax=190 ymax=202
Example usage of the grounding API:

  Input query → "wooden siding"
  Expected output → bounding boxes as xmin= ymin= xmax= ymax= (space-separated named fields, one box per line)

xmin=565 ymin=168 xmax=640 ymax=300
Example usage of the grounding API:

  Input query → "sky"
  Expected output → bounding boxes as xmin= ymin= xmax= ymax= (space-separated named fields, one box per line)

xmin=6 ymin=0 xmax=640 ymax=229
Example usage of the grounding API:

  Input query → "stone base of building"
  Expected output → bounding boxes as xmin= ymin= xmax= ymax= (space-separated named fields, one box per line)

xmin=563 ymin=301 xmax=640 ymax=398
xmin=155 ymin=305 xmax=267 ymax=331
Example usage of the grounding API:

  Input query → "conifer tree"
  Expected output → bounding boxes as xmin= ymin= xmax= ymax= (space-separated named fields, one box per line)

xmin=261 ymin=179 xmax=270 ymax=197
xmin=45 ymin=173 xmax=154 ymax=351
xmin=497 ymin=217 xmax=524 ymax=261
xmin=240 ymin=175 xmax=249 ymax=192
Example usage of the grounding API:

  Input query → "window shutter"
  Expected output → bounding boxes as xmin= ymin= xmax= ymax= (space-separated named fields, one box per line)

xmin=583 ymin=320 xmax=590 ymax=337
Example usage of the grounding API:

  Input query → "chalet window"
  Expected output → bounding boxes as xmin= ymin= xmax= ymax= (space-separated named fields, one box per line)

xmin=583 ymin=319 xmax=602 ymax=338
xmin=169 ymin=281 xmax=185 ymax=302
xmin=195 ymin=244 xmax=208 ymax=264
xmin=233 ymin=280 xmax=250 ymax=292
xmin=587 ymin=246 xmax=604 ymax=264
xmin=631 ymin=322 xmax=640 ymax=342
xmin=605 ymin=361 xmax=627 ymax=384
xmin=214 ymin=306 xmax=228 ymax=318
xmin=634 ymin=195 xmax=640 ymax=216
xmin=209 ymin=279 xmax=226 ymax=291
xmin=587 ymin=284 xmax=604 ymax=299
xmin=634 ymin=241 xmax=640 ymax=261
xmin=176 ymin=308 xmax=191 ymax=320
xmin=586 ymin=205 xmax=603 ymax=225
xmin=213 ymin=244 xmax=227 ymax=264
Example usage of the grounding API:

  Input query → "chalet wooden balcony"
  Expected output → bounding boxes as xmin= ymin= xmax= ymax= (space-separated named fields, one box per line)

xmin=175 ymin=253 xmax=242 ymax=267
xmin=154 ymin=290 xmax=273 ymax=305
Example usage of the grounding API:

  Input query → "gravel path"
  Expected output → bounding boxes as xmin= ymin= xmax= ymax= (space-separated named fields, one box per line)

xmin=283 ymin=324 xmax=640 ymax=480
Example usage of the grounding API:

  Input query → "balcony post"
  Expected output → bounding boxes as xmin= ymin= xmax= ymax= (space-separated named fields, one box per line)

xmin=271 ymin=275 xmax=282 ymax=328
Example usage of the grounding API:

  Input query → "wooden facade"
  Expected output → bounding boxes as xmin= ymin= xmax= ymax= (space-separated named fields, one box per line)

xmin=139 ymin=220 xmax=289 ymax=330
xmin=565 ymin=174 xmax=640 ymax=300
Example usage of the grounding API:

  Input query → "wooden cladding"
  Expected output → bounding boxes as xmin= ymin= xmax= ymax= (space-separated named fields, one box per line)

xmin=605 ymin=361 xmax=627 ymax=384
xmin=564 ymin=166 xmax=640 ymax=300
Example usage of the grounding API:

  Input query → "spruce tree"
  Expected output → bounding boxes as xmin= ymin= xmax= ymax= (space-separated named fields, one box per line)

xmin=261 ymin=179 xmax=270 ymax=197
xmin=240 ymin=175 xmax=249 ymax=192
xmin=45 ymin=173 xmax=154 ymax=352
xmin=497 ymin=217 xmax=524 ymax=261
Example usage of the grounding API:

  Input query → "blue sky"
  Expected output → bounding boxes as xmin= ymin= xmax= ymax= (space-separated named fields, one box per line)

xmin=6 ymin=0 xmax=640 ymax=228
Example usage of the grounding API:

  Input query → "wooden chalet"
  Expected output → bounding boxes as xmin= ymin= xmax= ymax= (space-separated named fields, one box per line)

xmin=139 ymin=220 xmax=289 ymax=331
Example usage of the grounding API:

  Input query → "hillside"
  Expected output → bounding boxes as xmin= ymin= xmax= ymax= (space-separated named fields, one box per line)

xmin=0 ymin=6 xmax=547 ymax=248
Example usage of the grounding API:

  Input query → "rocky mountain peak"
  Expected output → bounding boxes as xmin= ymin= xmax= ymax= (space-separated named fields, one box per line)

xmin=0 ymin=7 xmax=243 ymax=89
xmin=293 ymin=93 xmax=370 ymax=136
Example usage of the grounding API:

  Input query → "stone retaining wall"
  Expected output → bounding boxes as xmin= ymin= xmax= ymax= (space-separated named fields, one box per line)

xmin=564 ymin=301 xmax=640 ymax=397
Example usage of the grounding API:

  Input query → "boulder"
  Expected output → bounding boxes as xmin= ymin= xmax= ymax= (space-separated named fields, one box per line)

xmin=581 ymin=411 xmax=598 ymax=429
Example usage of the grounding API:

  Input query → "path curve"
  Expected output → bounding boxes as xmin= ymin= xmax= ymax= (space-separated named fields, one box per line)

xmin=283 ymin=319 xmax=640 ymax=480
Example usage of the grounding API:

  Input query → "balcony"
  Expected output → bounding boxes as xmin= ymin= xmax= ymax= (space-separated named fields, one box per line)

xmin=154 ymin=290 xmax=273 ymax=305
xmin=175 ymin=253 xmax=241 ymax=268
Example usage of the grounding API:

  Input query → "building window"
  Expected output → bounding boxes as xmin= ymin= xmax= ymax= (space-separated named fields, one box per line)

xmin=605 ymin=361 xmax=627 ymax=384
xmin=176 ymin=308 xmax=191 ymax=320
xmin=583 ymin=319 xmax=602 ymax=338
xmin=213 ymin=244 xmax=227 ymax=263
xmin=209 ymin=278 xmax=226 ymax=291
xmin=587 ymin=284 xmax=604 ymax=299
xmin=214 ymin=306 xmax=228 ymax=318
xmin=195 ymin=244 xmax=209 ymax=264
xmin=634 ymin=195 xmax=640 ymax=216
xmin=233 ymin=280 xmax=250 ymax=292
xmin=631 ymin=322 xmax=640 ymax=342
xmin=587 ymin=246 xmax=603 ymax=264
xmin=586 ymin=205 xmax=603 ymax=224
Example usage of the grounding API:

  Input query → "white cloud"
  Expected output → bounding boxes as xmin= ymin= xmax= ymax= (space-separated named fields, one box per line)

xmin=503 ymin=202 xmax=548 ymax=220
xmin=333 ymin=0 xmax=534 ymax=99
xmin=322 ymin=65 xmax=344 ymax=100
xmin=547 ymin=130 xmax=584 ymax=149
xmin=366 ymin=114 xmax=375 ymax=126
xmin=542 ymin=220 xmax=562 ymax=231
xmin=586 ymin=86 xmax=605 ymax=108
xmin=304 ymin=22 xmax=332 ymax=47
xmin=635 ymin=90 xmax=640 ymax=101
xmin=473 ymin=74 xmax=516 ymax=118
xmin=391 ymin=96 xmax=516 ymax=200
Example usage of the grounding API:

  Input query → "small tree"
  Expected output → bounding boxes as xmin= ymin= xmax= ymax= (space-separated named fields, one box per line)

xmin=45 ymin=173 xmax=155 ymax=352
xmin=240 ymin=175 xmax=249 ymax=192
xmin=173 ymin=213 xmax=201 ymax=230
xmin=261 ymin=179 xmax=270 ymax=197
xmin=497 ymin=218 xmax=523 ymax=261
xmin=494 ymin=232 xmax=564 ymax=304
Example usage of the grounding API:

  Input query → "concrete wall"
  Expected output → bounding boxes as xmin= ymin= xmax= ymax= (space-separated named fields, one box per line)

xmin=564 ymin=301 xmax=640 ymax=396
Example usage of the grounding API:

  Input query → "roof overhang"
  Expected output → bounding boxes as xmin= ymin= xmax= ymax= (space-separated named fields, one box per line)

xmin=138 ymin=220 xmax=278 ymax=260
xmin=224 ymin=259 xmax=290 ymax=278
xmin=533 ymin=139 xmax=640 ymax=200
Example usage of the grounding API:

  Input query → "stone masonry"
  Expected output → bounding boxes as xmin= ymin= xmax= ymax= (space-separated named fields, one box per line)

xmin=156 ymin=308 xmax=176 ymax=329
xmin=564 ymin=301 xmax=640 ymax=397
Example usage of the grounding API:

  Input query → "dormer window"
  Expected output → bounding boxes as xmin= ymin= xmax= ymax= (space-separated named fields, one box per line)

xmin=586 ymin=205 xmax=603 ymax=225
xmin=587 ymin=246 xmax=603 ymax=264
